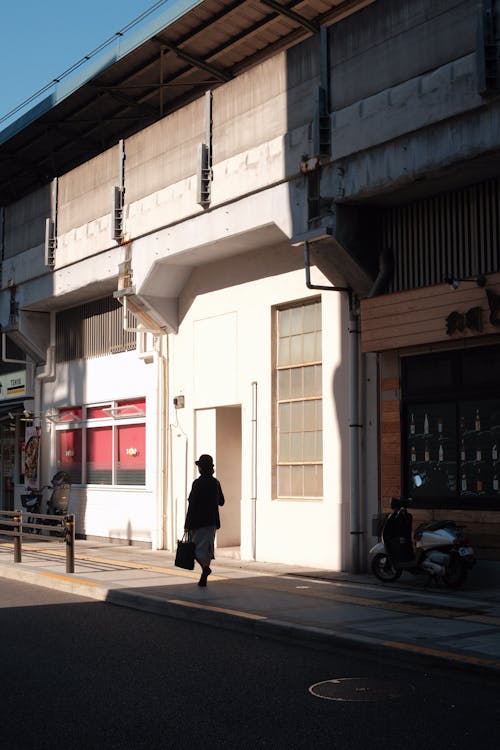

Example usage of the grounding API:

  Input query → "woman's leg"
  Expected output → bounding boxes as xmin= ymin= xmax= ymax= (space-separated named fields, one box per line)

xmin=197 ymin=559 xmax=212 ymax=586
xmin=192 ymin=527 xmax=215 ymax=586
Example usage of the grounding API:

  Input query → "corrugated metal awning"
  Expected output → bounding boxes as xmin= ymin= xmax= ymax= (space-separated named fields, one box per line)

xmin=0 ymin=0 xmax=376 ymax=205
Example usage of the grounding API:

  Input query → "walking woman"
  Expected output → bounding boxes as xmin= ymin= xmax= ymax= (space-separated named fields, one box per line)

xmin=184 ymin=454 xmax=225 ymax=587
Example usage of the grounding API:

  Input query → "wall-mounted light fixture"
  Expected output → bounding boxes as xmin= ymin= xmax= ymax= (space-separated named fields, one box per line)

xmin=444 ymin=274 xmax=487 ymax=289
xmin=125 ymin=447 xmax=138 ymax=456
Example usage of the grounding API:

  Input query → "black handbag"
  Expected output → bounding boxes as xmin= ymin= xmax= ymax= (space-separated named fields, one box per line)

xmin=175 ymin=531 xmax=195 ymax=570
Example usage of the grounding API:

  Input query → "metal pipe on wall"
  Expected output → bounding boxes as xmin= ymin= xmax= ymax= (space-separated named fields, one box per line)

xmin=303 ymin=240 xmax=363 ymax=573
xmin=348 ymin=308 xmax=363 ymax=573
xmin=251 ymin=380 xmax=258 ymax=561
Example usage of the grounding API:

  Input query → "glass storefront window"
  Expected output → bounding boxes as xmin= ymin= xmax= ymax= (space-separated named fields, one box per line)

xmin=459 ymin=400 xmax=500 ymax=498
xmin=87 ymin=405 xmax=111 ymax=420
xmin=58 ymin=407 xmax=82 ymax=423
xmin=403 ymin=346 xmax=500 ymax=506
xmin=406 ymin=403 xmax=457 ymax=498
xmin=56 ymin=428 xmax=82 ymax=484
xmin=115 ymin=423 xmax=145 ymax=485
xmin=87 ymin=426 xmax=112 ymax=484
xmin=55 ymin=398 xmax=146 ymax=487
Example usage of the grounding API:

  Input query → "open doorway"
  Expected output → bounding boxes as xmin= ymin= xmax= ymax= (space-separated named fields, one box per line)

xmin=195 ymin=405 xmax=241 ymax=552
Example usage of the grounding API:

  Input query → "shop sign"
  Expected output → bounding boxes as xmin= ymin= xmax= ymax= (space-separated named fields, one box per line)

xmin=446 ymin=289 xmax=500 ymax=336
xmin=23 ymin=425 xmax=41 ymax=487
xmin=0 ymin=369 xmax=26 ymax=401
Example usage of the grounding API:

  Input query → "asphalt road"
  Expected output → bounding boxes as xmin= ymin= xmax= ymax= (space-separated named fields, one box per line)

xmin=1 ymin=577 xmax=499 ymax=750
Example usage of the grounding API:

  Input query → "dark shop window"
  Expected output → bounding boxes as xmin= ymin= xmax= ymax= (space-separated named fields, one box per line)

xmin=402 ymin=346 xmax=500 ymax=508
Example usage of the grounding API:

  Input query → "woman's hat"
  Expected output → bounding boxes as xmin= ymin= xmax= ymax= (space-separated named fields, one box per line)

xmin=195 ymin=454 xmax=214 ymax=467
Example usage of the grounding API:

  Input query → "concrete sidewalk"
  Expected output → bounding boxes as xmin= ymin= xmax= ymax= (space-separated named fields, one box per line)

xmin=1 ymin=538 xmax=500 ymax=675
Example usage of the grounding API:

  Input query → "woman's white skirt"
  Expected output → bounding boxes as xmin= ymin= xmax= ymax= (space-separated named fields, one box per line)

xmin=191 ymin=525 xmax=217 ymax=563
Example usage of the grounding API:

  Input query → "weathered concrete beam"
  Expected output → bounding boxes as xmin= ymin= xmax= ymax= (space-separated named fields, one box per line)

xmin=292 ymin=204 xmax=379 ymax=296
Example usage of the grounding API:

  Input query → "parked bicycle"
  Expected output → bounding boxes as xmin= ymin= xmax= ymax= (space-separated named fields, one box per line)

xmin=20 ymin=471 xmax=72 ymax=535
xmin=45 ymin=471 xmax=72 ymax=535
xmin=20 ymin=488 xmax=43 ymax=534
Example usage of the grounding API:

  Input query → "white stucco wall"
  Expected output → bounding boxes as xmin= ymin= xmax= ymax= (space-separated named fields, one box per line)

xmin=168 ymin=247 xmax=351 ymax=570
xmin=41 ymin=349 xmax=158 ymax=543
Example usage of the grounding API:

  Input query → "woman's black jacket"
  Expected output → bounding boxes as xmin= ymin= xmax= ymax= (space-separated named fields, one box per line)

xmin=185 ymin=475 xmax=225 ymax=530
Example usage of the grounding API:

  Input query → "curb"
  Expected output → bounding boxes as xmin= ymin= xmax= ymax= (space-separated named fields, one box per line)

xmin=106 ymin=586 xmax=500 ymax=677
xmin=2 ymin=562 xmax=500 ymax=677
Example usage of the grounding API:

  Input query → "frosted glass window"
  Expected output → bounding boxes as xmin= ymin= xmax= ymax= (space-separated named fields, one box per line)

xmin=276 ymin=300 xmax=322 ymax=499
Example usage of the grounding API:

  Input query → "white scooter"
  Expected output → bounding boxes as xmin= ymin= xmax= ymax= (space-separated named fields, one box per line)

xmin=370 ymin=497 xmax=475 ymax=588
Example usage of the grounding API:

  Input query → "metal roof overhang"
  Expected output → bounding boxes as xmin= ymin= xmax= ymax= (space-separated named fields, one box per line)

xmin=0 ymin=0 xmax=376 ymax=206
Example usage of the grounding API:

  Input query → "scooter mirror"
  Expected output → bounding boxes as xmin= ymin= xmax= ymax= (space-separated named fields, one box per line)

xmin=413 ymin=473 xmax=423 ymax=488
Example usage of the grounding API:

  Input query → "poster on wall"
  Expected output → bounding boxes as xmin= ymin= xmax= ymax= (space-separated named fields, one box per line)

xmin=23 ymin=426 xmax=41 ymax=488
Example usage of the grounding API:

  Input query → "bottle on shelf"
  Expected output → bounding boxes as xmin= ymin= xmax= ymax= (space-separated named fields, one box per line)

xmin=476 ymin=468 xmax=483 ymax=492
xmin=492 ymin=443 xmax=498 ymax=461
xmin=461 ymin=472 xmax=467 ymax=492
xmin=494 ymin=473 xmax=499 ymax=493
xmin=424 ymin=443 xmax=430 ymax=462
xmin=476 ymin=445 xmax=482 ymax=462
xmin=410 ymin=413 xmax=415 ymax=436
xmin=423 ymin=413 xmax=429 ymax=435
xmin=475 ymin=409 xmax=481 ymax=432
xmin=460 ymin=439 xmax=466 ymax=462
xmin=410 ymin=445 xmax=416 ymax=463
xmin=438 ymin=444 xmax=444 ymax=462
xmin=437 ymin=417 xmax=443 ymax=434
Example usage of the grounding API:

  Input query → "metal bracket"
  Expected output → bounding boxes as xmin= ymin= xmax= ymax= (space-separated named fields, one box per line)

xmin=44 ymin=218 xmax=57 ymax=269
xmin=477 ymin=0 xmax=499 ymax=95
xmin=197 ymin=91 xmax=213 ymax=208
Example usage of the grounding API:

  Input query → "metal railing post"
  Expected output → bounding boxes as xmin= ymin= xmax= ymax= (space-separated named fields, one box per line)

xmin=64 ymin=515 xmax=75 ymax=574
xmin=13 ymin=511 xmax=22 ymax=563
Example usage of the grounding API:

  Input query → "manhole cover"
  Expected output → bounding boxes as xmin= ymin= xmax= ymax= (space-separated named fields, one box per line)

xmin=309 ymin=678 xmax=415 ymax=702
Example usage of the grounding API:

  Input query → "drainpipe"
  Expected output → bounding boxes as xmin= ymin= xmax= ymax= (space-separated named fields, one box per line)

xmin=367 ymin=247 xmax=394 ymax=298
xmin=348 ymin=305 xmax=363 ymax=573
xmin=34 ymin=316 xmax=57 ymax=472
xmin=304 ymin=241 xmax=363 ymax=573
xmin=250 ymin=380 xmax=258 ymax=561
xmin=157 ymin=341 xmax=168 ymax=551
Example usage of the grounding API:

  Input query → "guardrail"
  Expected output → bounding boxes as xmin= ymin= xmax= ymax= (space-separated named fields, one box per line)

xmin=0 ymin=510 xmax=75 ymax=573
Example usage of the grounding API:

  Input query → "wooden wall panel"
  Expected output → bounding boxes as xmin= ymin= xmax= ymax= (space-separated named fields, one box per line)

xmin=361 ymin=273 xmax=500 ymax=352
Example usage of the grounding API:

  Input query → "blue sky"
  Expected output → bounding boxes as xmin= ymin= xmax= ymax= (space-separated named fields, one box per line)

xmin=0 ymin=1 xmax=174 ymax=129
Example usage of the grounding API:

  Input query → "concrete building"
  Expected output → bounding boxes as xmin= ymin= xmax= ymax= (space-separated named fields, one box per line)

xmin=1 ymin=0 xmax=500 ymax=568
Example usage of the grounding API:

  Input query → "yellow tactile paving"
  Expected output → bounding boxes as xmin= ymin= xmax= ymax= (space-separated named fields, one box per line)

xmin=5 ymin=542 xmax=500 ymax=627
xmin=21 ymin=543 xmax=226 ymax=581
xmin=40 ymin=572 xmax=100 ymax=586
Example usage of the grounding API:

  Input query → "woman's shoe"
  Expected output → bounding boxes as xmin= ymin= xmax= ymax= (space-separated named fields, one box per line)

xmin=198 ymin=566 xmax=212 ymax=587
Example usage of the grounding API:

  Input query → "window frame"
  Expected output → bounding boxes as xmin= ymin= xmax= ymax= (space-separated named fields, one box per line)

xmin=55 ymin=398 xmax=146 ymax=487
xmin=401 ymin=346 xmax=500 ymax=509
xmin=273 ymin=298 xmax=323 ymax=501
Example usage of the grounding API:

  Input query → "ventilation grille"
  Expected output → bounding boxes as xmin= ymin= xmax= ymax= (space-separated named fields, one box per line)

xmin=383 ymin=178 xmax=500 ymax=292
xmin=56 ymin=297 xmax=136 ymax=363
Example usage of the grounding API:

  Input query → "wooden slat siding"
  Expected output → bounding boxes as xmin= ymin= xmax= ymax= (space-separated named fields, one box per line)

xmin=361 ymin=273 xmax=500 ymax=352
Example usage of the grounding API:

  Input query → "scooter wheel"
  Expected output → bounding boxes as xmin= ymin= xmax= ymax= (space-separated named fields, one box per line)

xmin=371 ymin=553 xmax=403 ymax=582
xmin=443 ymin=556 xmax=468 ymax=589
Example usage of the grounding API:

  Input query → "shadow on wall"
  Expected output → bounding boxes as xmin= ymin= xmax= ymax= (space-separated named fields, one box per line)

xmin=331 ymin=296 xmax=352 ymax=572
xmin=107 ymin=520 xmax=134 ymax=545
